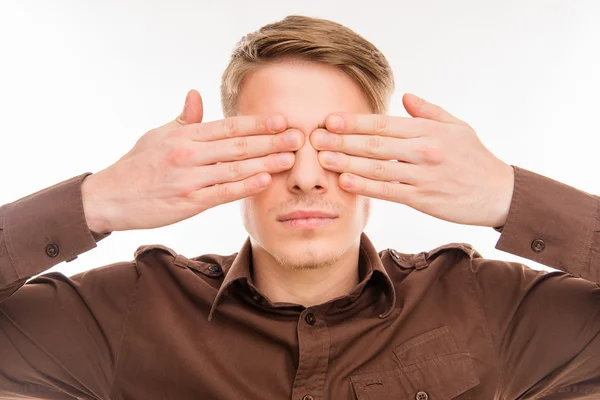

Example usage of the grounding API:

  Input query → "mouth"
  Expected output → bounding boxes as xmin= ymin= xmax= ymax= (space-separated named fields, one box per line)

xmin=276 ymin=209 xmax=339 ymax=229
xmin=278 ymin=216 xmax=338 ymax=229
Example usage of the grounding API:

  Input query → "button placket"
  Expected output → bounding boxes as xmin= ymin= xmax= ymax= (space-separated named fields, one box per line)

xmin=305 ymin=312 xmax=317 ymax=325
xmin=292 ymin=310 xmax=329 ymax=400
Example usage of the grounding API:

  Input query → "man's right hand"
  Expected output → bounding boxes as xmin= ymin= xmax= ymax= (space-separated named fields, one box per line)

xmin=81 ymin=89 xmax=304 ymax=233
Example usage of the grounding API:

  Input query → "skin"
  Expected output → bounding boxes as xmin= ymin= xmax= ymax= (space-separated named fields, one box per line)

xmin=237 ymin=59 xmax=373 ymax=307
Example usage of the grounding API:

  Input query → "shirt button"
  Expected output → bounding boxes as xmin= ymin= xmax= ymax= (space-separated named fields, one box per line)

xmin=208 ymin=265 xmax=221 ymax=273
xmin=302 ymin=395 xmax=314 ymax=400
xmin=531 ymin=239 xmax=546 ymax=253
xmin=416 ymin=391 xmax=429 ymax=400
xmin=45 ymin=244 xmax=59 ymax=258
xmin=304 ymin=312 xmax=316 ymax=325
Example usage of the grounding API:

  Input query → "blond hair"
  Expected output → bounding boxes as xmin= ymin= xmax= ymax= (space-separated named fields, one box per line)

xmin=220 ymin=15 xmax=395 ymax=117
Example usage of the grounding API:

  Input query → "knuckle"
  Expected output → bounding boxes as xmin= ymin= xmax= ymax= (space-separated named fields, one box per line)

xmin=166 ymin=145 xmax=193 ymax=166
xmin=380 ymin=181 xmax=396 ymax=199
xmin=243 ymin=177 xmax=256 ymax=195
xmin=271 ymin=134 xmax=279 ymax=152
xmin=232 ymin=137 xmax=249 ymax=158
xmin=266 ymin=154 xmax=279 ymax=169
xmin=216 ymin=182 xmax=230 ymax=200
xmin=424 ymin=143 xmax=444 ymax=165
xmin=416 ymin=142 xmax=443 ymax=165
xmin=371 ymin=160 xmax=386 ymax=178
xmin=365 ymin=135 xmax=382 ymax=157
xmin=374 ymin=115 xmax=388 ymax=134
xmin=336 ymin=132 xmax=344 ymax=149
xmin=223 ymin=117 xmax=237 ymax=137
xmin=228 ymin=160 xmax=242 ymax=178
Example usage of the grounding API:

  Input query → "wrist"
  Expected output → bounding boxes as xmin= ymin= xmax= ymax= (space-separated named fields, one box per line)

xmin=489 ymin=163 xmax=515 ymax=228
xmin=81 ymin=174 xmax=113 ymax=234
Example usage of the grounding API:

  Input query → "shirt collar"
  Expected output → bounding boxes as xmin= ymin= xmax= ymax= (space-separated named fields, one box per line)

xmin=208 ymin=232 xmax=396 ymax=321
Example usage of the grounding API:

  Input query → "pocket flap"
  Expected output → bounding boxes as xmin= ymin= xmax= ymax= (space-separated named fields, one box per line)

xmin=394 ymin=326 xmax=459 ymax=368
xmin=351 ymin=326 xmax=480 ymax=399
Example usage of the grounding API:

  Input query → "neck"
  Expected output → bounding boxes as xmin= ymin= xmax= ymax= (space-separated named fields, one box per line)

xmin=250 ymin=240 xmax=361 ymax=307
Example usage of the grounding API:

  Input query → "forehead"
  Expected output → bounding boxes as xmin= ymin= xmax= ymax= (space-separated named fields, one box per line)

xmin=237 ymin=60 xmax=371 ymax=132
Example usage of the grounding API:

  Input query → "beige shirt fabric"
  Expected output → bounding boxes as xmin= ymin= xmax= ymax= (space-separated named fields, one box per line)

xmin=0 ymin=165 xmax=599 ymax=399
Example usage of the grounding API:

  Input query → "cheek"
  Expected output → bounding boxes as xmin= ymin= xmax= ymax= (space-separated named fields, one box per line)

xmin=242 ymin=189 xmax=274 ymax=222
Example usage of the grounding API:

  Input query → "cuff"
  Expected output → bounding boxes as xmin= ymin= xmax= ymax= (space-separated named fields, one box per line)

xmin=1 ymin=172 xmax=112 ymax=283
xmin=494 ymin=165 xmax=599 ymax=281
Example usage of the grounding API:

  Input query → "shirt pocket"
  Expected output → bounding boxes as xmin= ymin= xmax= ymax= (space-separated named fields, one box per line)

xmin=350 ymin=326 xmax=480 ymax=400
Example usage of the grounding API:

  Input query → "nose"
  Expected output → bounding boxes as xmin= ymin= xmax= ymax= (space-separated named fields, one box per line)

xmin=285 ymin=128 xmax=330 ymax=194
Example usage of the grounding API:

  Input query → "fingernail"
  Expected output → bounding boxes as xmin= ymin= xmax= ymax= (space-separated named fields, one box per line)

xmin=277 ymin=153 xmax=294 ymax=166
xmin=256 ymin=174 xmax=271 ymax=187
xmin=183 ymin=90 xmax=192 ymax=112
xmin=268 ymin=115 xmax=286 ymax=131
xmin=284 ymin=131 xmax=300 ymax=146
xmin=321 ymin=152 xmax=337 ymax=165
xmin=313 ymin=131 xmax=331 ymax=147
xmin=327 ymin=115 xmax=344 ymax=130
xmin=341 ymin=174 xmax=355 ymax=187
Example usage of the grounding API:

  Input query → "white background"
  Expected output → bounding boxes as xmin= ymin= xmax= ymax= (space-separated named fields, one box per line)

xmin=1 ymin=0 xmax=599 ymax=279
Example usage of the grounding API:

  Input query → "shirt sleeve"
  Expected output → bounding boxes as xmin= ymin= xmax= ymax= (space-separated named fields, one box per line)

xmin=493 ymin=165 xmax=600 ymax=282
xmin=474 ymin=165 xmax=600 ymax=398
xmin=0 ymin=173 xmax=138 ymax=399
xmin=0 ymin=172 xmax=112 ymax=303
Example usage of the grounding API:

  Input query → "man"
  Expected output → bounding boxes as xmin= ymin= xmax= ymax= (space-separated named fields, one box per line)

xmin=0 ymin=14 xmax=598 ymax=400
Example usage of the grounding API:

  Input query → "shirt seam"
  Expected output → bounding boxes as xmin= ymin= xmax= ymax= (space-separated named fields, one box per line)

xmin=576 ymin=194 xmax=600 ymax=278
xmin=108 ymin=262 xmax=142 ymax=399
xmin=466 ymin=258 xmax=505 ymax=396
xmin=3 ymin=202 xmax=23 ymax=280
xmin=568 ymin=192 xmax=597 ymax=278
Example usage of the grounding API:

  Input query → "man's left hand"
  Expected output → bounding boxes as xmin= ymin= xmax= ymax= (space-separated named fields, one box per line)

xmin=310 ymin=93 xmax=514 ymax=228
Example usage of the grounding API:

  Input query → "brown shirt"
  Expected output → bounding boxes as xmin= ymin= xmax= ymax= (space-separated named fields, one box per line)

xmin=1 ymin=165 xmax=599 ymax=400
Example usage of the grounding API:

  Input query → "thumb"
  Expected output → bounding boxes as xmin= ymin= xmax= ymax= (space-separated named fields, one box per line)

xmin=402 ymin=93 xmax=468 ymax=126
xmin=162 ymin=89 xmax=204 ymax=130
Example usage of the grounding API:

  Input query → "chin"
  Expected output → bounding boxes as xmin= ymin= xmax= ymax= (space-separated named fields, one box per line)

xmin=263 ymin=231 xmax=343 ymax=271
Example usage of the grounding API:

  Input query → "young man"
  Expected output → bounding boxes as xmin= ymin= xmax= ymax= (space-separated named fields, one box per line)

xmin=1 ymin=15 xmax=599 ymax=399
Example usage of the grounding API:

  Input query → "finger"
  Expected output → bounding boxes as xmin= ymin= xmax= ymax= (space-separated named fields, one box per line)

xmin=318 ymin=152 xmax=420 ymax=185
xmin=337 ymin=173 xmax=417 ymax=203
xmin=193 ymin=129 xmax=304 ymax=165
xmin=402 ymin=93 xmax=468 ymax=126
xmin=190 ymin=172 xmax=272 ymax=210
xmin=192 ymin=152 xmax=295 ymax=189
xmin=189 ymin=114 xmax=288 ymax=142
xmin=311 ymin=129 xmax=423 ymax=164
xmin=324 ymin=113 xmax=433 ymax=138
xmin=159 ymin=89 xmax=204 ymax=131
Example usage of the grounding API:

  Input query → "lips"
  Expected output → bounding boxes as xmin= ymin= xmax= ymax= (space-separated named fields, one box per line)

xmin=276 ymin=210 xmax=338 ymax=221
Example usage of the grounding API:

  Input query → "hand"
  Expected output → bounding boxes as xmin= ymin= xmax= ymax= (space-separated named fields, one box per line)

xmin=310 ymin=93 xmax=514 ymax=228
xmin=82 ymin=89 xmax=304 ymax=233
